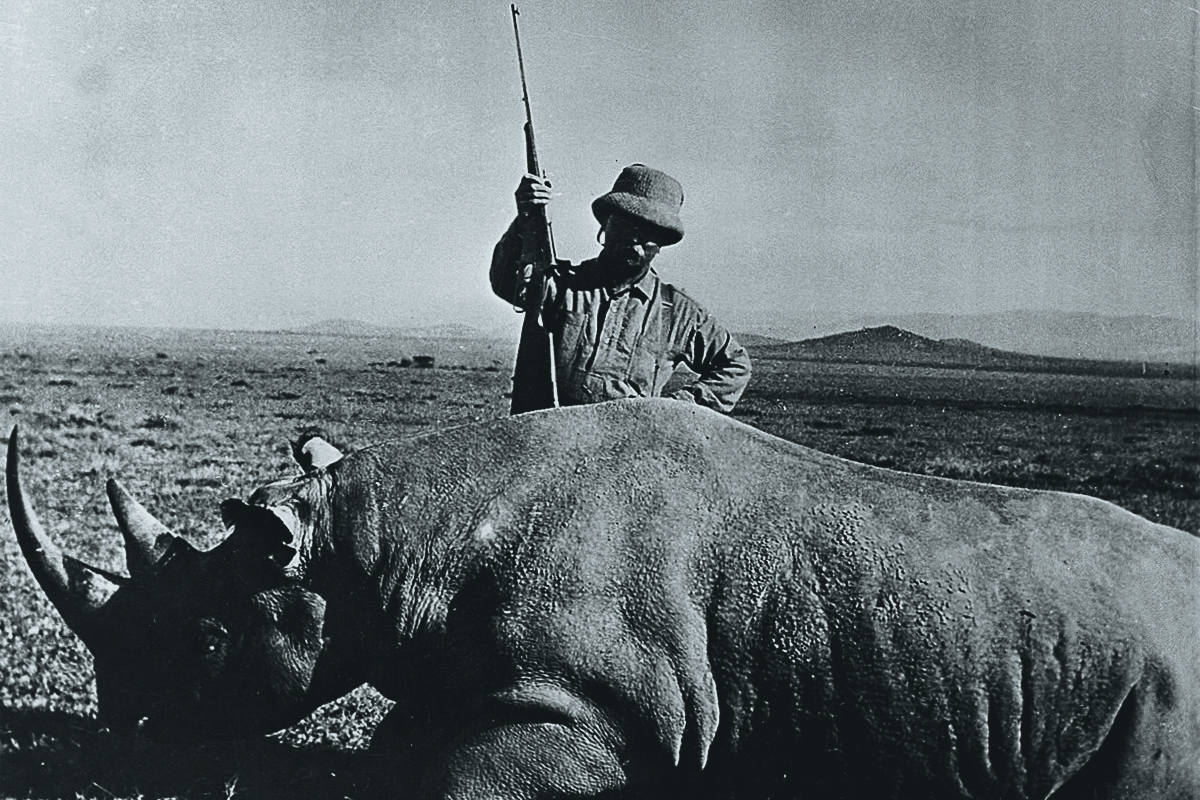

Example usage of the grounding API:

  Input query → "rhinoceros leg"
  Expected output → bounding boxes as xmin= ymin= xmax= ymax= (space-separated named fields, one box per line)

xmin=368 ymin=689 xmax=629 ymax=799
xmin=419 ymin=722 xmax=627 ymax=800
xmin=368 ymin=704 xmax=417 ymax=755
xmin=1048 ymin=679 xmax=1200 ymax=800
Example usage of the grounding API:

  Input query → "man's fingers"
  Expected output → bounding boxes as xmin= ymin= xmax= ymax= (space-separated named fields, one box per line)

xmin=515 ymin=173 xmax=553 ymax=212
xmin=518 ymin=174 xmax=552 ymax=192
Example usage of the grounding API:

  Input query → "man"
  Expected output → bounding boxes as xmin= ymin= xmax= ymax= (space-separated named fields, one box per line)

xmin=491 ymin=163 xmax=751 ymax=414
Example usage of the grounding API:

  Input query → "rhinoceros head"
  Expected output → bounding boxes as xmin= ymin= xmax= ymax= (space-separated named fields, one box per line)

xmin=6 ymin=428 xmax=335 ymax=742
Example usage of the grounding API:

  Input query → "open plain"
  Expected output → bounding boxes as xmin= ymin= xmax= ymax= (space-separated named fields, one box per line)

xmin=0 ymin=324 xmax=1196 ymax=800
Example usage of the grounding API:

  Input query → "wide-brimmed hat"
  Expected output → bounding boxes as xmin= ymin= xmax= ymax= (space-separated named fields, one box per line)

xmin=591 ymin=164 xmax=684 ymax=246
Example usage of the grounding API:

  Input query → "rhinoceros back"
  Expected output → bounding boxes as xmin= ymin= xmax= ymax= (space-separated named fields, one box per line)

xmin=318 ymin=398 xmax=1200 ymax=799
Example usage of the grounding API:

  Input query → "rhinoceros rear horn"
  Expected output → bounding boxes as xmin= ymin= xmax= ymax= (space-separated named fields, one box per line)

xmin=7 ymin=427 xmax=122 ymax=648
xmin=106 ymin=478 xmax=177 ymax=576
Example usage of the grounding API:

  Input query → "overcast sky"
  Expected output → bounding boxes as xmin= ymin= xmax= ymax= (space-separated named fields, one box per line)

xmin=1 ymin=0 xmax=1195 ymax=334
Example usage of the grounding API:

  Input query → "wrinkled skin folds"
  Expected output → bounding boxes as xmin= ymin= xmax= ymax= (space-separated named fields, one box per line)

xmin=8 ymin=398 xmax=1200 ymax=799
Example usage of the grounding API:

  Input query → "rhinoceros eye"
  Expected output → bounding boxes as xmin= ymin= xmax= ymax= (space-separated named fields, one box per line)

xmin=195 ymin=619 xmax=229 ymax=664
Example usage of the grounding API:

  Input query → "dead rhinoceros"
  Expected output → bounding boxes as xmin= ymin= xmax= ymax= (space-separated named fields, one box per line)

xmin=7 ymin=398 xmax=1200 ymax=799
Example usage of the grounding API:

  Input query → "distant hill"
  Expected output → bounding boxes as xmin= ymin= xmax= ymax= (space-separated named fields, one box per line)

xmin=290 ymin=319 xmax=396 ymax=337
xmin=754 ymin=325 xmax=1005 ymax=364
xmin=858 ymin=311 xmax=1197 ymax=364
xmin=752 ymin=325 xmax=1194 ymax=378
xmin=743 ymin=311 xmax=1196 ymax=365
xmin=398 ymin=323 xmax=502 ymax=339
xmin=733 ymin=332 xmax=789 ymax=348
xmin=288 ymin=319 xmax=507 ymax=340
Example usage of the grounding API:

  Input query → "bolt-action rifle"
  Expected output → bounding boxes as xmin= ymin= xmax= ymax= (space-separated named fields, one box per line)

xmin=508 ymin=4 xmax=560 ymax=414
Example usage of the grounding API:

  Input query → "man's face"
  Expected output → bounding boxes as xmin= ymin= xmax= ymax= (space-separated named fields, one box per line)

xmin=598 ymin=212 xmax=662 ymax=285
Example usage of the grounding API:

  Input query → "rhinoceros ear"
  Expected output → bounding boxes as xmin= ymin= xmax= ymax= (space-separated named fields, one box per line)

xmin=220 ymin=499 xmax=300 ymax=572
xmin=290 ymin=436 xmax=344 ymax=472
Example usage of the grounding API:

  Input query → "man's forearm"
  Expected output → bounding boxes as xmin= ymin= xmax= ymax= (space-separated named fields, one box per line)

xmin=691 ymin=361 xmax=750 ymax=412
xmin=678 ymin=331 xmax=751 ymax=413
xmin=490 ymin=219 xmax=524 ymax=306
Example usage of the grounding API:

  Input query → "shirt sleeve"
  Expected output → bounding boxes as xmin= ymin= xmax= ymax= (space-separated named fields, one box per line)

xmin=490 ymin=218 xmax=525 ymax=307
xmin=491 ymin=218 xmax=564 ymax=312
xmin=666 ymin=292 xmax=752 ymax=413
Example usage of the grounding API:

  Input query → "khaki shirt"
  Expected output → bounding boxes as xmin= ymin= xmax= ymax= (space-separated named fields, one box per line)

xmin=491 ymin=221 xmax=751 ymax=413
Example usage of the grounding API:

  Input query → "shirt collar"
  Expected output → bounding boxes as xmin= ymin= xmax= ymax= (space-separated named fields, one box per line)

xmin=607 ymin=268 xmax=658 ymax=301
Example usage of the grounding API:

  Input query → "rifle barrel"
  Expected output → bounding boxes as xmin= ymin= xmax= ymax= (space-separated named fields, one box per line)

xmin=511 ymin=5 xmax=541 ymax=176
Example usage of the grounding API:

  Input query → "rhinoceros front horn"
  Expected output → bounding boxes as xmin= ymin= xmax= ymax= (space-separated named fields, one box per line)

xmin=6 ymin=427 xmax=122 ymax=648
xmin=106 ymin=478 xmax=176 ymax=576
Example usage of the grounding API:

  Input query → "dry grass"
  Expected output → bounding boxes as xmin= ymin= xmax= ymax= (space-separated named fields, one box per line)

xmin=734 ymin=357 xmax=1199 ymax=534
